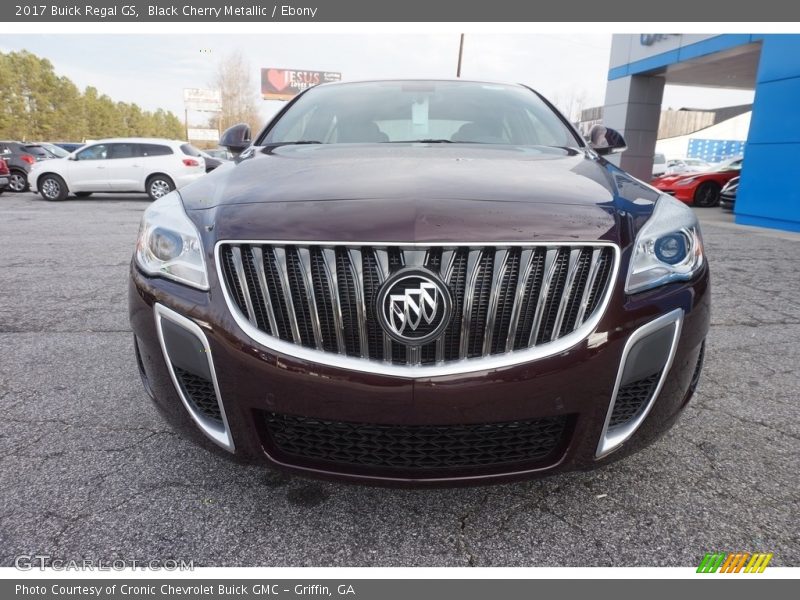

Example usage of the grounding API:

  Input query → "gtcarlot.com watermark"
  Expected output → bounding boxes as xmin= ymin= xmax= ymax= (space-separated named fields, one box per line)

xmin=14 ymin=555 xmax=194 ymax=571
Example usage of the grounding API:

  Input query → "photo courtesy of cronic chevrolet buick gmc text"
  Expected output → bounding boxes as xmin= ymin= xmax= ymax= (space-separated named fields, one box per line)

xmin=128 ymin=80 xmax=709 ymax=486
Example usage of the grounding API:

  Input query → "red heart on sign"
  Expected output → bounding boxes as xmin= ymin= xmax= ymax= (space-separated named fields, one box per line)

xmin=267 ymin=69 xmax=288 ymax=92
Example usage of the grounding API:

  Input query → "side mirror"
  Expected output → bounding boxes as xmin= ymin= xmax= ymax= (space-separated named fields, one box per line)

xmin=588 ymin=125 xmax=627 ymax=155
xmin=220 ymin=123 xmax=252 ymax=155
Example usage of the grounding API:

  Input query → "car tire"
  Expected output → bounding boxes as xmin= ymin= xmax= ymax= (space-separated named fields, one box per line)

xmin=146 ymin=174 xmax=175 ymax=201
xmin=39 ymin=174 xmax=69 ymax=202
xmin=693 ymin=182 xmax=720 ymax=207
xmin=8 ymin=170 xmax=28 ymax=193
xmin=74 ymin=192 xmax=92 ymax=198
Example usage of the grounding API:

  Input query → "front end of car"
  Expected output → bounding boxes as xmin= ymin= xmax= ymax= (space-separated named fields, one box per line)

xmin=129 ymin=183 xmax=709 ymax=486
xmin=651 ymin=174 xmax=701 ymax=203
xmin=0 ymin=158 xmax=10 ymax=192
xmin=720 ymin=177 xmax=739 ymax=211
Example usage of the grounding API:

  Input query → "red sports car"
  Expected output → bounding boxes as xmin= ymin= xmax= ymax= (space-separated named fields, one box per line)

xmin=652 ymin=157 xmax=743 ymax=207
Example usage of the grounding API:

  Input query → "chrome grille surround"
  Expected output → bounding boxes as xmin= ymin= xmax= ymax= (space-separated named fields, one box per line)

xmin=215 ymin=241 xmax=620 ymax=377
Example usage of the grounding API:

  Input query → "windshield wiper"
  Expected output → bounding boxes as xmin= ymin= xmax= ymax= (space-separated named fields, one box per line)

xmin=261 ymin=141 xmax=323 ymax=149
xmin=388 ymin=139 xmax=457 ymax=144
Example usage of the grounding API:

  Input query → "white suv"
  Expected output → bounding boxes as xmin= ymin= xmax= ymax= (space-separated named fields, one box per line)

xmin=29 ymin=138 xmax=206 ymax=201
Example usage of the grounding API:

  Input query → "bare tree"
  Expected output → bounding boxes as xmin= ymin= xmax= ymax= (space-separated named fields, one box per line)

xmin=552 ymin=88 xmax=589 ymax=123
xmin=210 ymin=51 xmax=260 ymax=133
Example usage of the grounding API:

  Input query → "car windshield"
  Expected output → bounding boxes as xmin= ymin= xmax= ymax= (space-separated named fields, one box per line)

xmin=39 ymin=143 xmax=69 ymax=158
xmin=262 ymin=81 xmax=581 ymax=147
xmin=716 ymin=159 xmax=742 ymax=172
xmin=22 ymin=145 xmax=50 ymax=157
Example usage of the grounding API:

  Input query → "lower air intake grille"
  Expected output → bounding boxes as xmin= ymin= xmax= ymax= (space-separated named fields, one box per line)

xmin=608 ymin=371 xmax=661 ymax=428
xmin=263 ymin=412 xmax=569 ymax=470
xmin=690 ymin=341 xmax=705 ymax=390
xmin=173 ymin=367 xmax=222 ymax=423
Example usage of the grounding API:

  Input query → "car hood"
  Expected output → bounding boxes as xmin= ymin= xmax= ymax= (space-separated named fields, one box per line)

xmin=181 ymin=144 xmax=659 ymax=244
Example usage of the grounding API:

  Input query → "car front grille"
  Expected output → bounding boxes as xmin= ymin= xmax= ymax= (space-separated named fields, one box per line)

xmin=218 ymin=243 xmax=615 ymax=366
xmin=263 ymin=412 xmax=570 ymax=471
xmin=608 ymin=371 xmax=661 ymax=428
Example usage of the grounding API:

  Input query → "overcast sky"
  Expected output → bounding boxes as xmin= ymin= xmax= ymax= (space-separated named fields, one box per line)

xmin=2 ymin=34 xmax=754 ymax=126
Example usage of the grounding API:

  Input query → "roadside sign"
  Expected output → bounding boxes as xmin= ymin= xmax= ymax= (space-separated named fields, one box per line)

xmin=261 ymin=69 xmax=341 ymax=101
xmin=183 ymin=88 xmax=222 ymax=112
xmin=187 ymin=128 xmax=220 ymax=142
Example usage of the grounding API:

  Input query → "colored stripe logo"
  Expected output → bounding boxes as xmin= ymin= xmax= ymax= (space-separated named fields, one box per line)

xmin=697 ymin=552 xmax=773 ymax=573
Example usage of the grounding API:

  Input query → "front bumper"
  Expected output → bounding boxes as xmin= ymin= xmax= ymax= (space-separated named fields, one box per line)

xmin=719 ymin=193 xmax=736 ymax=211
xmin=129 ymin=261 xmax=710 ymax=486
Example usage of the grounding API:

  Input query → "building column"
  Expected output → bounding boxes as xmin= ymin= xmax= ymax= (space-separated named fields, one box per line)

xmin=736 ymin=35 xmax=800 ymax=232
xmin=602 ymin=74 xmax=665 ymax=181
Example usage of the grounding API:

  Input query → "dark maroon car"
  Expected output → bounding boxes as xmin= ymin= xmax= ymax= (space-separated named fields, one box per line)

xmin=129 ymin=80 xmax=709 ymax=485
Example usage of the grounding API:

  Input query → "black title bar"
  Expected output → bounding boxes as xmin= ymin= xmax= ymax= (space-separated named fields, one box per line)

xmin=3 ymin=0 xmax=800 ymax=22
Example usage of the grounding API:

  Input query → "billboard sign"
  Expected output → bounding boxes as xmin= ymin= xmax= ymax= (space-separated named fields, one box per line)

xmin=187 ymin=128 xmax=220 ymax=142
xmin=261 ymin=69 xmax=342 ymax=100
xmin=183 ymin=88 xmax=222 ymax=112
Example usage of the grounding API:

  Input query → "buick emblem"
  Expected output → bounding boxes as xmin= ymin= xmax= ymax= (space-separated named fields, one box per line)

xmin=376 ymin=269 xmax=453 ymax=345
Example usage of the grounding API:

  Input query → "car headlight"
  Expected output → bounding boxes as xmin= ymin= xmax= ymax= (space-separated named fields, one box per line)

xmin=135 ymin=192 xmax=209 ymax=290
xmin=625 ymin=194 xmax=704 ymax=294
xmin=675 ymin=176 xmax=698 ymax=186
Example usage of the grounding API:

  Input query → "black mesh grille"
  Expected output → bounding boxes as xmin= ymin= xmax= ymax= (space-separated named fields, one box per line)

xmin=609 ymin=371 xmax=661 ymax=428
xmin=361 ymin=249 xmax=384 ymax=360
xmin=173 ymin=367 xmax=221 ymax=423
xmin=219 ymin=244 xmax=615 ymax=366
xmin=336 ymin=248 xmax=361 ymax=356
xmin=442 ymin=249 xmax=468 ymax=361
xmin=559 ymin=248 xmax=593 ymax=336
xmin=585 ymin=248 xmax=613 ymax=317
xmin=264 ymin=412 xmax=569 ymax=471
xmin=513 ymin=248 xmax=546 ymax=349
xmin=467 ymin=251 xmax=495 ymax=358
xmin=491 ymin=249 xmax=521 ymax=355
xmin=285 ymin=247 xmax=315 ymax=347
xmin=536 ymin=248 xmax=570 ymax=344
xmin=311 ymin=248 xmax=338 ymax=353
xmin=221 ymin=249 xmax=248 ymax=315
xmin=240 ymin=247 xmax=271 ymax=334
xmin=262 ymin=247 xmax=292 ymax=340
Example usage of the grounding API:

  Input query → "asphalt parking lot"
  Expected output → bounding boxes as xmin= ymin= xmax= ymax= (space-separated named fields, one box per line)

xmin=0 ymin=191 xmax=797 ymax=567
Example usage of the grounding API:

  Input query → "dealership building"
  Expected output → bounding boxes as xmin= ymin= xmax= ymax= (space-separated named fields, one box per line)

xmin=603 ymin=34 xmax=800 ymax=233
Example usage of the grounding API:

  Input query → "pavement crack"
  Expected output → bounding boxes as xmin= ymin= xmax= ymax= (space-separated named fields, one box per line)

xmin=455 ymin=491 xmax=490 ymax=567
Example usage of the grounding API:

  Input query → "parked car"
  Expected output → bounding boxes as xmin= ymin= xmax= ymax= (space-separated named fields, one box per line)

xmin=129 ymin=79 xmax=709 ymax=485
xmin=197 ymin=150 xmax=223 ymax=172
xmin=29 ymin=138 xmax=206 ymax=201
xmin=652 ymin=152 xmax=668 ymax=177
xmin=204 ymin=148 xmax=234 ymax=161
xmin=719 ymin=176 xmax=739 ymax=211
xmin=0 ymin=141 xmax=55 ymax=192
xmin=36 ymin=142 xmax=71 ymax=159
xmin=664 ymin=158 xmax=712 ymax=176
xmin=53 ymin=142 xmax=84 ymax=153
xmin=0 ymin=158 xmax=10 ymax=194
xmin=651 ymin=157 xmax=743 ymax=207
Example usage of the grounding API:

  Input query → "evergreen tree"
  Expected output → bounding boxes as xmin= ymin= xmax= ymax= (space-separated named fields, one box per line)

xmin=0 ymin=50 xmax=186 ymax=141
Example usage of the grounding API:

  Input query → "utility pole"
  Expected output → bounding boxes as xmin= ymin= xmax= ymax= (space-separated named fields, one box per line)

xmin=456 ymin=34 xmax=464 ymax=78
